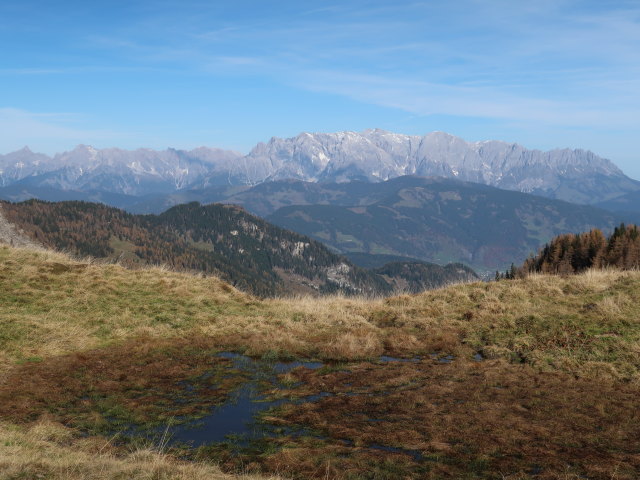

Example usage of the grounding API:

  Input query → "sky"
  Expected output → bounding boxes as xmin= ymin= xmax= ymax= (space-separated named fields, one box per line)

xmin=2 ymin=0 xmax=640 ymax=178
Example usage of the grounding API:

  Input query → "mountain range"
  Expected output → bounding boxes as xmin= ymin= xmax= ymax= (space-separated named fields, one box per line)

xmin=216 ymin=129 xmax=639 ymax=205
xmin=0 ymin=145 xmax=242 ymax=196
xmin=2 ymin=130 xmax=638 ymax=206
xmin=2 ymin=130 xmax=637 ymax=276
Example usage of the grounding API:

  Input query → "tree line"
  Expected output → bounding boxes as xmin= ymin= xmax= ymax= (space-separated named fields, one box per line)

xmin=497 ymin=224 xmax=640 ymax=279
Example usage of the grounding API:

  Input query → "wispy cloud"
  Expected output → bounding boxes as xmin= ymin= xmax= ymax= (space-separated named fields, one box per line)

xmin=81 ymin=0 xmax=640 ymax=131
xmin=293 ymin=70 xmax=640 ymax=128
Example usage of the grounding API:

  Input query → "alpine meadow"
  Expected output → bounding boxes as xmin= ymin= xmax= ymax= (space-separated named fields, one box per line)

xmin=2 ymin=1 xmax=640 ymax=480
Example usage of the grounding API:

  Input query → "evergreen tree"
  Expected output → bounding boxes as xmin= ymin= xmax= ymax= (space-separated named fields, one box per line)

xmin=516 ymin=224 xmax=640 ymax=276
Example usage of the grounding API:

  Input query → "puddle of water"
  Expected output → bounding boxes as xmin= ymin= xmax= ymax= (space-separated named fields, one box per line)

xmin=119 ymin=352 xmax=326 ymax=448
xmin=426 ymin=353 xmax=456 ymax=363
xmin=379 ymin=355 xmax=421 ymax=363
xmin=438 ymin=354 xmax=455 ymax=364
xmin=473 ymin=352 xmax=484 ymax=362
xmin=109 ymin=352 xmax=445 ymax=462
xmin=169 ymin=382 xmax=275 ymax=446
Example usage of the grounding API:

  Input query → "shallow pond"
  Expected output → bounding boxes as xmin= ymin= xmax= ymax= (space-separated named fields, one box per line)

xmin=115 ymin=351 xmax=465 ymax=451
xmin=166 ymin=352 xmax=324 ymax=447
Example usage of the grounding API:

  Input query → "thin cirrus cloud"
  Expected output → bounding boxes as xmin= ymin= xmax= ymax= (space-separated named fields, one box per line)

xmin=291 ymin=70 xmax=637 ymax=129
xmin=92 ymin=1 xmax=640 ymax=130
xmin=0 ymin=66 xmax=151 ymax=76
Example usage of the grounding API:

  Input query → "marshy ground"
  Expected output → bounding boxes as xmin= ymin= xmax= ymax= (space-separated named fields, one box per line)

xmin=1 ymin=245 xmax=639 ymax=479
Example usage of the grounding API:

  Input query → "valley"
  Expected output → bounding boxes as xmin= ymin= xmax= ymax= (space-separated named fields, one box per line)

xmin=264 ymin=177 xmax=620 ymax=273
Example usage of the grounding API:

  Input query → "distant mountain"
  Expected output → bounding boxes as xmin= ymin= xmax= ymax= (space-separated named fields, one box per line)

xmin=0 ymin=145 xmax=242 ymax=197
xmin=196 ymin=129 xmax=639 ymax=205
xmin=372 ymin=261 xmax=478 ymax=292
xmin=344 ymin=252 xmax=435 ymax=269
xmin=0 ymin=200 xmax=477 ymax=296
xmin=0 ymin=147 xmax=52 ymax=186
xmin=592 ymin=192 xmax=640 ymax=225
xmin=129 ymin=178 xmax=414 ymax=216
xmin=2 ymin=130 xmax=637 ymax=205
xmin=263 ymin=176 xmax=621 ymax=273
xmin=0 ymin=184 xmax=142 ymax=209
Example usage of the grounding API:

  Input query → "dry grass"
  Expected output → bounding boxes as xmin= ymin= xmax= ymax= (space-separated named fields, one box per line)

xmin=0 ymin=245 xmax=250 ymax=369
xmin=0 ymin=421 xmax=281 ymax=480
xmin=2 ymin=244 xmax=640 ymax=379
xmin=2 ymin=244 xmax=640 ymax=479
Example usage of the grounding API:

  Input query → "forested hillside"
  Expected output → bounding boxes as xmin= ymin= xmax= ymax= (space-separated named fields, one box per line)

xmin=0 ymin=200 xmax=477 ymax=296
xmin=266 ymin=177 xmax=620 ymax=272
xmin=0 ymin=200 xmax=392 ymax=297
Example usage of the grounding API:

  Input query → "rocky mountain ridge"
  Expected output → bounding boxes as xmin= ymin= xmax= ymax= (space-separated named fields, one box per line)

xmin=0 ymin=145 xmax=242 ymax=196
xmin=2 ymin=130 xmax=638 ymax=205
xmin=218 ymin=129 xmax=634 ymax=205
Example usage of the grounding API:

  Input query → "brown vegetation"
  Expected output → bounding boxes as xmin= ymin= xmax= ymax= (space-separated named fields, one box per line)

xmin=256 ymin=358 xmax=640 ymax=479
xmin=519 ymin=224 xmax=640 ymax=275
xmin=1 ymin=244 xmax=640 ymax=479
xmin=0 ymin=338 xmax=245 ymax=432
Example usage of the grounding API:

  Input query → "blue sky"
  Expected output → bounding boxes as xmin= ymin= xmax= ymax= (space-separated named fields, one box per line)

xmin=2 ymin=0 xmax=640 ymax=178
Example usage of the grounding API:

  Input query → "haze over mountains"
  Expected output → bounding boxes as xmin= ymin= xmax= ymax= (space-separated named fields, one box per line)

xmin=2 ymin=130 xmax=638 ymax=206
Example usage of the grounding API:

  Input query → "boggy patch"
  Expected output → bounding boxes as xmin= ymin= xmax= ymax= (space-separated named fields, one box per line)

xmin=0 ymin=337 xmax=247 ymax=434
xmin=224 ymin=358 xmax=640 ymax=480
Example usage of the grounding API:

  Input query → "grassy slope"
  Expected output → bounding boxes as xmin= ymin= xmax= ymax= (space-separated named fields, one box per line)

xmin=1 ymin=244 xmax=640 ymax=478
xmin=2 ymin=244 xmax=639 ymax=378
